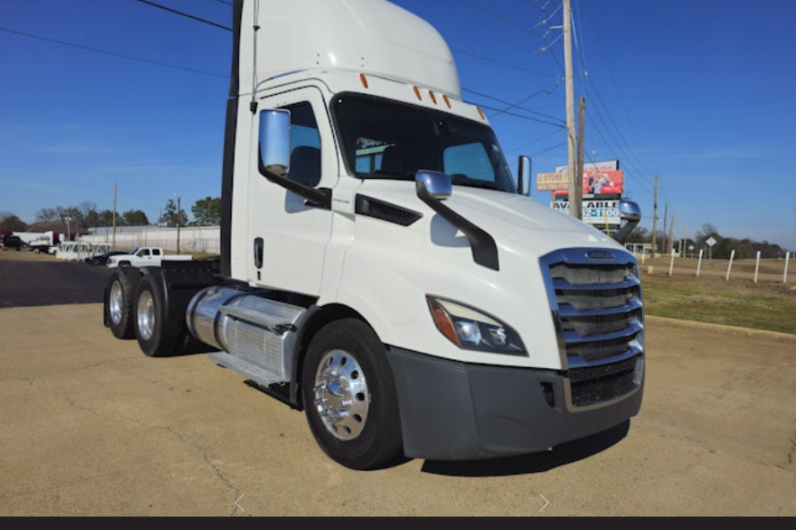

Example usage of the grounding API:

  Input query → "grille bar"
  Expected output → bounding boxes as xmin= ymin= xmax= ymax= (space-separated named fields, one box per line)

xmin=558 ymin=297 xmax=642 ymax=317
xmin=562 ymin=319 xmax=644 ymax=345
xmin=552 ymin=276 xmax=640 ymax=291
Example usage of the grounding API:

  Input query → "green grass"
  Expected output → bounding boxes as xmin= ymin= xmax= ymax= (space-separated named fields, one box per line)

xmin=640 ymin=272 xmax=796 ymax=335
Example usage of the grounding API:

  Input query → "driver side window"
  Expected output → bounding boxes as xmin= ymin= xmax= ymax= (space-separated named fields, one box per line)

xmin=286 ymin=102 xmax=321 ymax=187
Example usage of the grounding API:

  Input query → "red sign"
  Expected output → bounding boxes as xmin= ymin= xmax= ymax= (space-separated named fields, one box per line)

xmin=552 ymin=169 xmax=624 ymax=197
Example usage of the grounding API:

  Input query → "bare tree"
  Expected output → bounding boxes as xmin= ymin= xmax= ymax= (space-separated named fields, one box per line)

xmin=0 ymin=211 xmax=28 ymax=231
xmin=79 ymin=201 xmax=97 ymax=220
xmin=35 ymin=207 xmax=59 ymax=223
xmin=694 ymin=223 xmax=720 ymax=247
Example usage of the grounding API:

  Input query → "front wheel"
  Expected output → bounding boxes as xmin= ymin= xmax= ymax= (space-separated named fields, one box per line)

xmin=301 ymin=318 xmax=404 ymax=470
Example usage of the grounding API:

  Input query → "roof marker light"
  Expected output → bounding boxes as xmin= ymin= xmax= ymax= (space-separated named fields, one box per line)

xmin=360 ymin=73 xmax=369 ymax=89
xmin=413 ymin=86 xmax=422 ymax=100
xmin=477 ymin=107 xmax=486 ymax=120
xmin=443 ymin=94 xmax=451 ymax=108
xmin=429 ymin=90 xmax=437 ymax=104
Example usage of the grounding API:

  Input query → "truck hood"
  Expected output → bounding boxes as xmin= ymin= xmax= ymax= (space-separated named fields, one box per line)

xmin=340 ymin=180 xmax=634 ymax=369
xmin=354 ymin=180 xmax=623 ymax=259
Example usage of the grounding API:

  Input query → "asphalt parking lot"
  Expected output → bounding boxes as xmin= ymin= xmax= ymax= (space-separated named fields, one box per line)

xmin=1 ymin=250 xmax=795 ymax=516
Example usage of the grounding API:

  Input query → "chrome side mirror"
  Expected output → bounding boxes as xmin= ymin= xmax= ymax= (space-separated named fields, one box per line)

xmin=416 ymin=170 xmax=452 ymax=200
xmin=258 ymin=109 xmax=291 ymax=177
xmin=618 ymin=199 xmax=641 ymax=223
xmin=517 ymin=155 xmax=531 ymax=196
xmin=614 ymin=199 xmax=642 ymax=244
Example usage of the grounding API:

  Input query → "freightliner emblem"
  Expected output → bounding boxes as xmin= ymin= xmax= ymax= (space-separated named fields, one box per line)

xmin=586 ymin=250 xmax=615 ymax=261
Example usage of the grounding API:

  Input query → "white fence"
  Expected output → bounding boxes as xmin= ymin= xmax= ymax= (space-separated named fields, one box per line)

xmin=79 ymin=226 xmax=221 ymax=255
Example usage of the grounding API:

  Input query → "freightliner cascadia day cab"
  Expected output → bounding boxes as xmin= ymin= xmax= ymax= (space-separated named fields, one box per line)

xmin=103 ymin=0 xmax=645 ymax=470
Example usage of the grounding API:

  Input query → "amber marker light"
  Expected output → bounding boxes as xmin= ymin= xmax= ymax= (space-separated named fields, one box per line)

xmin=413 ymin=86 xmax=422 ymax=100
xmin=426 ymin=297 xmax=460 ymax=346
xmin=359 ymin=73 xmax=369 ymax=89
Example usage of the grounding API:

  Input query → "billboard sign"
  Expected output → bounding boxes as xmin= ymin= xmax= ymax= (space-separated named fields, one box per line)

xmin=554 ymin=199 xmax=622 ymax=225
xmin=554 ymin=160 xmax=619 ymax=173
xmin=541 ymin=160 xmax=623 ymax=195
xmin=535 ymin=172 xmax=570 ymax=191
xmin=550 ymin=169 xmax=624 ymax=196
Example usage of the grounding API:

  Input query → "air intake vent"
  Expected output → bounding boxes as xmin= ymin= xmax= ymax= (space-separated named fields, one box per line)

xmin=355 ymin=195 xmax=422 ymax=226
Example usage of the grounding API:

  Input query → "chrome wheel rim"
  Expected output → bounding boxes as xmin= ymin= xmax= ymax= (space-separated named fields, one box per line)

xmin=313 ymin=350 xmax=369 ymax=440
xmin=109 ymin=281 xmax=123 ymax=325
xmin=137 ymin=290 xmax=155 ymax=341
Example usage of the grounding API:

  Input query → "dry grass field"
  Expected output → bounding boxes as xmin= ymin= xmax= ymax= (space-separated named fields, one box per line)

xmin=638 ymin=255 xmax=796 ymax=335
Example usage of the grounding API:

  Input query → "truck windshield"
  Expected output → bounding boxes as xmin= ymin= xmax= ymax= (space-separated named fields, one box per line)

xmin=332 ymin=94 xmax=517 ymax=193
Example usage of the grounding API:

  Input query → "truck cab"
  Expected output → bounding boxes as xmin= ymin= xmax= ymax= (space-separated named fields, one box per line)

xmin=107 ymin=247 xmax=162 ymax=268
xmin=105 ymin=0 xmax=644 ymax=471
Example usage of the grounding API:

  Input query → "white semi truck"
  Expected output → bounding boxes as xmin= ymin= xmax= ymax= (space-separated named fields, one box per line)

xmin=103 ymin=0 xmax=645 ymax=470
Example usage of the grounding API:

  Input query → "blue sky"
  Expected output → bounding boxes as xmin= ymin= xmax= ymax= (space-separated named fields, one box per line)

xmin=1 ymin=0 xmax=795 ymax=251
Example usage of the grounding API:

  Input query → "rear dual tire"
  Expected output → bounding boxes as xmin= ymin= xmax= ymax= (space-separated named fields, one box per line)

xmin=105 ymin=268 xmax=141 ymax=339
xmin=134 ymin=273 xmax=180 ymax=358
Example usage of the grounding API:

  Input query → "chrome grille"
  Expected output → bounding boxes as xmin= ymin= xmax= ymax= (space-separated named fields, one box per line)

xmin=541 ymin=248 xmax=644 ymax=408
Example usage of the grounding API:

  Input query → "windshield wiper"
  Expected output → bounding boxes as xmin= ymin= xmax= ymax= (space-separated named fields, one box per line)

xmin=367 ymin=170 xmax=417 ymax=181
xmin=451 ymin=175 xmax=502 ymax=191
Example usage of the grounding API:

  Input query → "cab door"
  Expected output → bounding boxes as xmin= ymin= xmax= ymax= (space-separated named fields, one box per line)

xmin=247 ymin=86 xmax=335 ymax=295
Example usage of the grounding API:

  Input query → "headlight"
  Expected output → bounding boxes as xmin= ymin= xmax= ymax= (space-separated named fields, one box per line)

xmin=426 ymin=296 xmax=525 ymax=354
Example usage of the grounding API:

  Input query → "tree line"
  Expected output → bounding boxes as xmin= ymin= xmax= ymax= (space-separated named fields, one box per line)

xmin=626 ymin=223 xmax=788 ymax=259
xmin=0 ymin=202 xmax=788 ymax=259
xmin=0 ymin=197 xmax=221 ymax=232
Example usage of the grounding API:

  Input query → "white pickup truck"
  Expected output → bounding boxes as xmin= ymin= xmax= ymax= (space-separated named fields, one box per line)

xmin=106 ymin=247 xmax=193 ymax=268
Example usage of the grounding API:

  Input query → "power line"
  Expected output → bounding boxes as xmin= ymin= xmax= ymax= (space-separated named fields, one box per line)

xmin=474 ymin=102 xmax=566 ymax=128
xmin=452 ymin=0 xmax=549 ymax=39
xmin=451 ymin=47 xmax=556 ymax=79
xmin=575 ymin=1 xmax=659 ymax=188
xmin=5 ymin=2 xmax=564 ymax=130
xmin=532 ymin=140 xmax=568 ymax=156
xmin=0 ymin=26 xmax=228 ymax=78
xmin=503 ymin=128 xmax=562 ymax=156
xmin=125 ymin=0 xmax=232 ymax=31
xmin=463 ymin=87 xmax=564 ymax=124
xmin=562 ymin=0 xmax=665 ymax=213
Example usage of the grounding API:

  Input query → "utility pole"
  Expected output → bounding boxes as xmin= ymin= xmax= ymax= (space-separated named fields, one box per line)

xmin=112 ymin=182 xmax=117 ymax=250
xmin=563 ymin=0 xmax=579 ymax=219
xmin=64 ymin=213 xmax=72 ymax=242
xmin=176 ymin=196 xmax=181 ymax=254
xmin=662 ymin=202 xmax=668 ymax=255
xmin=668 ymin=213 xmax=676 ymax=255
xmin=679 ymin=221 xmax=686 ymax=256
xmin=651 ymin=175 xmax=658 ymax=257
xmin=575 ymin=96 xmax=585 ymax=220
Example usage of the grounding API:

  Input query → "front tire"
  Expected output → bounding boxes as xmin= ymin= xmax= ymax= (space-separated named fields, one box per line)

xmin=301 ymin=318 xmax=404 ymax=470
xmin=134 ymin=273 xmax=180 ymax=357
xmin=105 ymin=268 xmax=141 ymax=339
